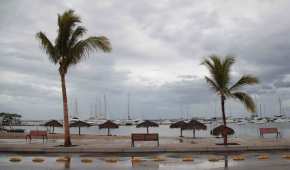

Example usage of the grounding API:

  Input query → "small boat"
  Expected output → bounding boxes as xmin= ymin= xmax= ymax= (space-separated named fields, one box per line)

xmin=7 ymin=129 xmax=25 ymax=133
xmin=70 ymin=116 xmax=80 ymax=124
xmin=124 ymin=120 xmax=134 ymax=126
xmin=251 ymin=117 xmax=267 ymax=124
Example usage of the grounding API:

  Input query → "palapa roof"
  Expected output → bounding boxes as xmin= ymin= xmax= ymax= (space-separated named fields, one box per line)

xmin=99 ymin=120 xmax=119 ymax=129
xmin=170 ymin=121 xmax=187 ymax=128
xmin=211 ymin=125 xmax=235 ymax=136
xmin=44 ymin=120 xmax=62 ymax=127
xmin=136 ymin=120 xmax=159 ymax=128
xmin=183 ymin=119 xmax=207 ymax=130
xmin=70 ymin=120 xmax=91 ymax=127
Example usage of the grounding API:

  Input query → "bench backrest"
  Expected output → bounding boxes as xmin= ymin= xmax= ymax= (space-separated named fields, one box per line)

xmin=259 ymin=128 xmax=278 ymax=133
xmin=131 ymin=133 xmax=158 ymax=141
xmin=29 ymin=130 xmax=47 ymax=136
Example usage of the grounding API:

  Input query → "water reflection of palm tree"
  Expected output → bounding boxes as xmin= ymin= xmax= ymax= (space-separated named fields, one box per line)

xmin=224 ymin=155 xmax=228 ymax=169
xmin=64 ymin=156 xmax=71 ymax=169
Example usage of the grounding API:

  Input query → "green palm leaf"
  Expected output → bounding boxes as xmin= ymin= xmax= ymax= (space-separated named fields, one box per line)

xmin=35 ymin=32 xmax=58 ymax=64
xmin=231 ymin=92 xmax=256 ymax=113
xmin=230 ymin=75 xmax=259 ymax=92
xmin=69 ymin=26 xmax=87 ymax=47
xmin=67 ymin=36 xmax=111 ymax=66
xmin=205 ymin=76 xmax=220 ymax=93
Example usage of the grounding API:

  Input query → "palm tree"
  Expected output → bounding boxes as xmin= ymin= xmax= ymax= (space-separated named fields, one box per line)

xmin=202 ymin=55 xmax=258 ymax=145
xmin=36 ymin=10 xmax=111 ymax=146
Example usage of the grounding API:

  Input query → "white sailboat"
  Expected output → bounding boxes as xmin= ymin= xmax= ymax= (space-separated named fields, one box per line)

xmin=85 ymin=95 xmax=108 ymax=125
xmin=70 ymin=98 xmax=81 ymax=123
xmin=124 ymin=93 xmax=134 ymax=126
xmin=273 ymin=97 xmax=288 ymax=123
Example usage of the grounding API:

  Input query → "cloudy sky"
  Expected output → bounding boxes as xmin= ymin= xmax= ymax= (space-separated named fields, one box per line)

xmin=1 ymin=0 xmax=290 ymax=120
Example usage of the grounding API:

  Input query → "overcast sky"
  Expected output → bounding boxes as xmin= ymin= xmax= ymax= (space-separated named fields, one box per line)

xmin=1 ymin=0 xmax=290 ymax=120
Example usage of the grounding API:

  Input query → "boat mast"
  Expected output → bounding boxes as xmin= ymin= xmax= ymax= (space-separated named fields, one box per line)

xmin=104 ymin=94 xmax=107 ymax=119
xmin=90 ymin=104 xmax=93 ymax=117
xmin=74 ymin=98 xmax=79 ymax=118
xmin=95 ymin=96 xmax=98 ymax=119
xmin=259 ymin=104 xmax=262 ymax=117
xmin=127 ymin=93 xmax=131 ymax=120
xmin=279 ymin=97 xmax=282 ymax=115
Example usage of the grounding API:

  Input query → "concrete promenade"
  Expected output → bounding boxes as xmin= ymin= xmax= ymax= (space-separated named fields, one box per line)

xmin=1 ymin=134 xmax=290 ymax=154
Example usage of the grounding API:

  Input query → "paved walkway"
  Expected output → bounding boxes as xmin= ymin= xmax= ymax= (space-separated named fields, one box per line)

xmin=1 ymin=135 xmax=290 ymax=153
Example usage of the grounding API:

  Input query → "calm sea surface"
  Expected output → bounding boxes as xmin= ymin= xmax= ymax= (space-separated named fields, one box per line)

xmin=10 ymin=122 xmax=290 ymax=138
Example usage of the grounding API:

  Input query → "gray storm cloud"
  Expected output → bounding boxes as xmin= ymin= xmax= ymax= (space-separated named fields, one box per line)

xmin=1 ymin=0 xmax=290 ymax=119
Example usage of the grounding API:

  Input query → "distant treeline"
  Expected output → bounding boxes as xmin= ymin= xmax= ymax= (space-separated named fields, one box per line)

xmin=0 ymin=112 xmax=21 ymax=118
xmin=0 ymin=112 xmax=22 ymax=126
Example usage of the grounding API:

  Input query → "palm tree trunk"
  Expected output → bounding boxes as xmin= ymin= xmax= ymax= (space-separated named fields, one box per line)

xmin=193 ymin=129 xmax=196 ymax=138
xmin=60 ymin=73 xmax=72 ymax=146
xmin=221 ymin=95 xmax=227 ymax=145
xmin=78 ymin=126 xmax=81 ymax=136
xmin=147 ymin=127 xmax=149 ymax=134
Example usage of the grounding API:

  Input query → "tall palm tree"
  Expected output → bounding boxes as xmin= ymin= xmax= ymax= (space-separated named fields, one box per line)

xmin=36 ymin=10 xmax=111 ymax=146
xmin=202 ymin=55 xmax=258 ymax=145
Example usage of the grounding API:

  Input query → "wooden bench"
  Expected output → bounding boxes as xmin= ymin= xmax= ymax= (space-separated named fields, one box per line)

xmin=131 ymin=133 xmax=159 ymax=147
xmin=25 ymin=130 xmax=48 ymax=143
xmin=259 ymin=128 xmax=281 ymax=138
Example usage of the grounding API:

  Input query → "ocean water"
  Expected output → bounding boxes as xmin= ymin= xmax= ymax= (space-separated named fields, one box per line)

xmin=10 ymin=122 xmax=290 ymax=138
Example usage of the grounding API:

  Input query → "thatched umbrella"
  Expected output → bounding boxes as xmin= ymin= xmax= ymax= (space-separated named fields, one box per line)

xmin=211 ymin=125 xmax=234 ymax=137
xmin=99 ymin=120 xmax=119 ymax=136
xmin=44 ymin=120 xmax=62 ymax=134
xmin=136 ymin=120 xmax=159 ymax=134
xmin=70 ymin=120 xmax=91 ymax=135
xmin=183 ymin=119 xmax=207 ymax=138
xmin=170 ymin=121 xmax=187 ymax=137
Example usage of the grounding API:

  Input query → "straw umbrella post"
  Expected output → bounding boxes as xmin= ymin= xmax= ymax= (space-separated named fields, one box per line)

xmin=44 ymin=120 xmax=62 ymax=134
xmin=136 ymin=120 xmax=159 ymax=134
xmin=70 ymin=121 xmax=91 ymax=135
xmin=99 ymin=120 xmax=119 ymax=136
xmin=184 ymin=119 xmax=207 ymax=138
xmin=170 ymin=121 xmax=187 ymax=137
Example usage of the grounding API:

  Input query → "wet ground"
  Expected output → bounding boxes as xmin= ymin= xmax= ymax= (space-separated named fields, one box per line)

xmin=0 ymin=152 xmax=290 ymax=170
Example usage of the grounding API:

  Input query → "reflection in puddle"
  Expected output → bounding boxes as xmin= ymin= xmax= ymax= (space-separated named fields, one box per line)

xmin=0 ymin=152 xmax=290 ymax=170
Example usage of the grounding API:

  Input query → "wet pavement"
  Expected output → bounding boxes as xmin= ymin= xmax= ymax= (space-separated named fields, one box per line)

xmin=0 ymin=152 xmax=290 ymax=170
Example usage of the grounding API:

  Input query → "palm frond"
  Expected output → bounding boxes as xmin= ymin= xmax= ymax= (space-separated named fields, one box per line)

xmin=88 ymin=36 xmax=112 ymax=52
xmin=231 ymin=92 xmax=256 ymax=113
xmin=205 ymin=76 xmax=220 ymax=93
xmin=230 ymin=75 xmax=259 ymax=91
xmin=65 ymin=36 xmax=111 ymax=66
xmin=68 ymin=26 xmax=87 ymax=47
xmin=202 ymin=55 xmax=233 ymax=93
xmin=56 ymin=9 xmax=81 ymax=56
xmin=221 ymin=55 xmax=235 ymax=86
xmin=35 ymin=32 xmax=58 ymax=64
